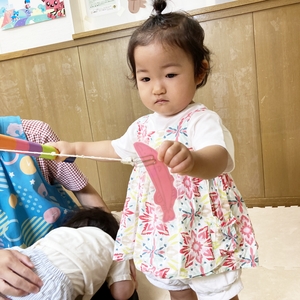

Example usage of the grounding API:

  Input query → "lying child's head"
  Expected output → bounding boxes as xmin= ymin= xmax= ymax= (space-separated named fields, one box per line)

xmin=62 ymin=206 xmax=119 ymax=240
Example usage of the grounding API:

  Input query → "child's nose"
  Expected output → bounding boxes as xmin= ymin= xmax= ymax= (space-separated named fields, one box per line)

xmin=152 ymin=81 xmax=166 ymax=95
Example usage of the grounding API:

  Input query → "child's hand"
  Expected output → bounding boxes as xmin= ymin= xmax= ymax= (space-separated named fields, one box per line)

xmin=157 ymin=141 xmax=194 ymax=175
xmin=46 ymin=141 xmax=76 ymax=162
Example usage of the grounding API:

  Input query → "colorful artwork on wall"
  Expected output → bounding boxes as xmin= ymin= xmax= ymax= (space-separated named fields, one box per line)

xmin=0 ymin=0 xmax=66 ymax=31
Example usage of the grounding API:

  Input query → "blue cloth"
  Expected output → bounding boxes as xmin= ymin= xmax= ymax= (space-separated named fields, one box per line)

xmin=0 ymin=116 xmax=77 ymax=248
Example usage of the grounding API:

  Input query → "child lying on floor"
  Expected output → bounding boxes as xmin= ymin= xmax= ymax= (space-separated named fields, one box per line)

xmin=5 ymin=207 xmax=136 ymax=300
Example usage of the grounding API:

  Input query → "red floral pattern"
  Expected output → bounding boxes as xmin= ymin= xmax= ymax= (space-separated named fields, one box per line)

xmin=113 ymin=105 xmax=258 ymax=279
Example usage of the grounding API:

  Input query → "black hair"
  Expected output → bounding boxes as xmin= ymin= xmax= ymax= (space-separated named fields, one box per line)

xmin=62 ymin=206 xmax=119 ymax=240
xmin=127 ymin=0 xmax=211 ymax=89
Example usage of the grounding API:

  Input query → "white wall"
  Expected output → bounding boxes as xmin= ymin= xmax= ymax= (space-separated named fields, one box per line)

xmin=73 ymin=0 xmax=234 ymax=34
xmin=0 ymin=0 xmax=234 ymax=55
xmin=0 ymin=0 xmax=74 ymax=54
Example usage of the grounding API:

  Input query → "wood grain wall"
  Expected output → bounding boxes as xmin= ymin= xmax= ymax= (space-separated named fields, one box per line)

xmin=0 ymin=0 xmax=299 ymax=211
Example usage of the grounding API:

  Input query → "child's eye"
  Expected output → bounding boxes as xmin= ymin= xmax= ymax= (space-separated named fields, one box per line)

xmin=166 ymin=74 xmax=177 ymax=78
xmin=141 ymin=77 xmax=150 ymax=82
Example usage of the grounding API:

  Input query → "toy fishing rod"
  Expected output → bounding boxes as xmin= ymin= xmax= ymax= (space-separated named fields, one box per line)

xmin=0 ymin=134 xmax=155 ymax=166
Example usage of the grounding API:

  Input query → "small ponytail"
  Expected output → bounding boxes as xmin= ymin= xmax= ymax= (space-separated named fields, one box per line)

xmin=153 ymin=0 xmax=167 ymax=15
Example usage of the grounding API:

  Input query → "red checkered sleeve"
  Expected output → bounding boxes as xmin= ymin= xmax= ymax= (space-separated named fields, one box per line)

xmin=21 ymin=119 xmax=88 ymax=191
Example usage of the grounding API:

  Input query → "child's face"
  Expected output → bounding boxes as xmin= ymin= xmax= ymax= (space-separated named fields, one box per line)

xmin=134 ymin=42 xmax=203 ymax=116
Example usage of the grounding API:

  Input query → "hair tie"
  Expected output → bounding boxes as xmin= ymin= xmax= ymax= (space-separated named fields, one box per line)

xmin=153 ymin=0 xmax=167 ymax=15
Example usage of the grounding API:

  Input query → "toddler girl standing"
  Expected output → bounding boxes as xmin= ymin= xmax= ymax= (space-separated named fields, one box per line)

xmin=52 ymin=1 xmax=258 ymax=299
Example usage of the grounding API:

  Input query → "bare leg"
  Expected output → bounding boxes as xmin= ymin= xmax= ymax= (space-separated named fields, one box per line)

xmin=230 ymin=295 xmax=239 ymax=300
xmin=169 ymin=288 xmax=197 ymax=300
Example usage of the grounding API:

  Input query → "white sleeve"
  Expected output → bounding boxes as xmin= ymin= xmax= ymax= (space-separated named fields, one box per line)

xmin=106 ymin=260 xmax=132 ymax=287
xmin=111 ymin=122 xmax=139 ymax=159
xmin=190 ymin=110 xmax=235 ymax=173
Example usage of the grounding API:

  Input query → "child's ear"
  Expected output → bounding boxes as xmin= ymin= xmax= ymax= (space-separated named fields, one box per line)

xmin=195 ymin=60 xmax=209 ymax=85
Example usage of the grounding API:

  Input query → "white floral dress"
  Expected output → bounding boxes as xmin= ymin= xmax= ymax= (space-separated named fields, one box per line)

xmin=112 ymin=103 xmax=258 ymax=279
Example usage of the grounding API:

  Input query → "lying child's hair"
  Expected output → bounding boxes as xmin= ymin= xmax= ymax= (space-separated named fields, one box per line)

xmin=62 ymin=206 xmax=119 ymax=240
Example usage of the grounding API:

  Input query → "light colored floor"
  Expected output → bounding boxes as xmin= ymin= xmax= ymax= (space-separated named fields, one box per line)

xmin=134 ymin=206 xmax=300 ymax=300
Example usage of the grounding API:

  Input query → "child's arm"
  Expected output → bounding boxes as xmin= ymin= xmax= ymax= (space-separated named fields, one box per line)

xmin=73 ymin=182 xmax=110 ymax=212
xmin=110 ymin=279 xmax=136 ymax=300
xmin=107 ymin=259 xmax=137 ymax=300
xmin=158 ymin=140 xmax=228 ymax=179
xmin=49 ymin=140 xmax=119 ymax=162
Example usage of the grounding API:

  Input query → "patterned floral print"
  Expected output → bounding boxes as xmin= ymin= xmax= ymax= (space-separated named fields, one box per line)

xmin=114 ymin=106 xmax=258 ymax=279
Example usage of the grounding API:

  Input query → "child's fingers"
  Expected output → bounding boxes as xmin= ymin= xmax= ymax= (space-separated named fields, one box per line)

xmin=159 ymin=141 xmax=188 ymax=166
xmin=44 ymin=142 xmax=68 ymax=162
xmin=157 ymin=140 xmax=176 ymax=162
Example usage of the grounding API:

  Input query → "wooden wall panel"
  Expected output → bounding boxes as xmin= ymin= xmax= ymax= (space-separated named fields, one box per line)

xmin=199 ymin=14 xmax=264 ymax=199
xmin=0 ymin=48 xmax=101 ymax=196
xmin=1 ymin=0 xmax=299 ymax=210
xmin=254 ymin=3 xmax=300 ymax=197
xmin=78 ymin=37 xmax=150 ymax=210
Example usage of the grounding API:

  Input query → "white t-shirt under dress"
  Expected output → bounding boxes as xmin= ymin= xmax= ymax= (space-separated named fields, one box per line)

xmin=112 ymin=103 xmax=258 ymax=280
